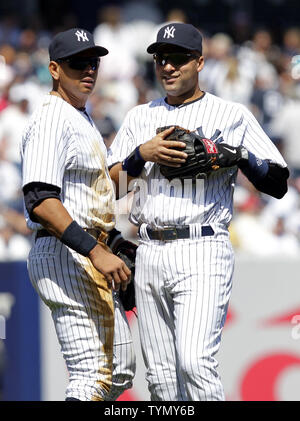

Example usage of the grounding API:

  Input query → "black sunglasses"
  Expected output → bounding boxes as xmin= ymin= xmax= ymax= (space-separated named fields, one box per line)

xmin=57 ymin=56 xmax=100 ymax=71
xmin=153 ymin=52 xmax=199 ymax=67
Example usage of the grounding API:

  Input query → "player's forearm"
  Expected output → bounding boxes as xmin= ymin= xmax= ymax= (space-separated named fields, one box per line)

xmin=109 ymin=162 xmax=137 ymax=199
xmin=32 ymin=198 xmax=73 ymax=238
xmin=216 ymin=143 xmax=289 ymax=199
xmin=232 ymin=147 xmax=289 ymax=199
xmin=32 ymin=198 xmax=100 ymax=256
xmin=32 ymin=197 xmax=130 ymax=287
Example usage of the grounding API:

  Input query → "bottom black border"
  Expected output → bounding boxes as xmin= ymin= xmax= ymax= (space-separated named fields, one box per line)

xmin=0 ymin=400 xmax=295 ymax=416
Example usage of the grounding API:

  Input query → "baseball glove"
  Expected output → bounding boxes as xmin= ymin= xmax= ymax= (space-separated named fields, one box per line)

xmin=157 ymin=126 xmax=221 ymax=179
xmin=116 ymin=244 xmax=136 ymax=312
xmin=107 ymin=229 xmax=137 ymax=312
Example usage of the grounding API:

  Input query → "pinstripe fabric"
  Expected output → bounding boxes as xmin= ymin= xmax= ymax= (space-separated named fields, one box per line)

xmin=108 ymin=92 xmax=287 ymax=229
xmin=28 ymin=236 xmax=135 ymax=401
xmin=21 ymin=94 xmax=135 ymax=401
xmin=135 ymin=231 xmax=233 ymax=401
xmin=108 ymin=92 xmax=287 ymax=401
xmin=21 ymin=94 xmax=115 ymax=231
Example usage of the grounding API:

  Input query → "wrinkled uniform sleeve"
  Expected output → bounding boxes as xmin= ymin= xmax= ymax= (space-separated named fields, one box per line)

xmin=107 ymin=110 xmax=137 ymax=167
xmin=21 ymin=100 xmax=77 ymax=189
xmin=239 ymin=104 xmax=287 ymax=167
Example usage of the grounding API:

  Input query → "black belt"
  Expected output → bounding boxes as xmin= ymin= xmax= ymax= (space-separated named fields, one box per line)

xmin=145 ymin=225 xmax=214 ymax=241
xmin=36 ymin=227 xmax=108 ymax=243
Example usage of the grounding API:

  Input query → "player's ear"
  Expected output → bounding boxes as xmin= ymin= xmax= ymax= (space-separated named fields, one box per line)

xmin=49 ymin=61 xmax=60 ymax=81
xmin=196 ymin=56 xmax=204 ymax=73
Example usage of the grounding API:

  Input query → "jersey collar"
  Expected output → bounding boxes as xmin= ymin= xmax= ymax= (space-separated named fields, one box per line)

xmin=164 ymin=91 xmax=206 ymax=108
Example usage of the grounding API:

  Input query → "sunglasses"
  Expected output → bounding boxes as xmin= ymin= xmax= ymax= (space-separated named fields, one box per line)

xmin=153 ymin=52 xmax=199 ymax=67
xmin=58 ymin=56 xmax=100 ymax=71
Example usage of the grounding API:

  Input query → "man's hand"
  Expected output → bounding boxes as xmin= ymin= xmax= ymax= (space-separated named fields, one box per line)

xmin=139 ymin=126 xmax=188 ymax=167
xmin=88 ymin=244 xmax=131 ymax=291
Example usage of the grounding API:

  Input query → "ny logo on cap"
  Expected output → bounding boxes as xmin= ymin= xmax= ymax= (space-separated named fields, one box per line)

xmin=163 ymin=26 xmax=176 ymax=39
xmin=75 ymin=30 xmax=89 ymax=42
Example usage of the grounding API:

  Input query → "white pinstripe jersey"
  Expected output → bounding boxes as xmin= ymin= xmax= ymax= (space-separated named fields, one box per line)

xmin=108 ymin=92 xmax=287 ymax=230
xmin=21 ymin=94 xmax=115 ymax=231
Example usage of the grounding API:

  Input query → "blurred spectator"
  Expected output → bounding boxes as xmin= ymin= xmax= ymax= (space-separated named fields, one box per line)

xmin=0 ymin=79 xmax=32 ymax=260
xmin=282 ymin=27 xmax=300 ymax=57
xmin=260 ymin=183 xmax=300 ymax=232
xmin=122 ymin=1 xmax=161 ymax=62
xmin=18 ymin=28 xmax=38 ymax=54
xmin=198 ymin=33 xmax=235 ymax=94
xmin=93 ymin=5 xmax=138 ymax=82
xmin=96 ymin=116 xmax=117 ymax=150
xmin=93 ymin=5 xmax=140 ymax=127
xmin=270 ymin=95 xmax=300 ymax=178
xmin=251 ymin=29 xmax=281 ymax=66
xmin=131 ymin=73 xmax=160 ymax=104
xmin=95 ymin=79 xmax=138 ymax=129
xmin=214 ymin=55 xmax=253 ymax=105
xmin=89 ymin=92 xmax=117 ymax=150
xmin=0 ymin=157 xmax=31 ymax=260
xmin=13 ymin=51 xmax=34 ymax=79
xmin=0 ymin=156 xmax=22 ymax=207
xmin=30 ymin=46 xmax=52 ymax=86
xmin=231 ymin=184 xmax=276 ymax=257
xmin=259 ymin=184 xmax=300 ymax=255
xmin=232 ymin=175 xmax=300 ymax=257
xmin=229 ymin=9 xmax=252 ymax=44
xmin=199 ymin=30 xmax=259 ymax=106
xmin=0 ymin=84 xmax=31 ymax=168
xmin=0 ymin=14 xmax=21 ymax=48
xmin=122 ymin=1 xmax=162 ymax=24
xmin=237 ymin=29 xmax=279 ymax=90
xmin=0 ymin=206 xmax=31 ymax=261
xmin=0 ymin=45 xmax=16 ymax=106
xmin=250 ymin=71 xmax=283 ymax=136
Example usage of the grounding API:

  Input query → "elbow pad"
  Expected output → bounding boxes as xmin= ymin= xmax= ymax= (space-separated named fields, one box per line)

xmin=23 ymin=182 xmax=61 ymax=221
xmin=251 ymin=163 xmax=289 ymax=199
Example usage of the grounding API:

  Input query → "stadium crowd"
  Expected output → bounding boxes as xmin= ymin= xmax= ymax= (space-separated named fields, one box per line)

xmin=0 ymin=4 xmax=299 ymax=259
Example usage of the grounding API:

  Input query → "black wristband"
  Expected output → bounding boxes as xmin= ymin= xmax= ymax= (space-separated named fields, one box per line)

xmin=122 ymin=146 xmax=146 ymax=177
xmin=60 ymin=221 xmax=97 ymax=256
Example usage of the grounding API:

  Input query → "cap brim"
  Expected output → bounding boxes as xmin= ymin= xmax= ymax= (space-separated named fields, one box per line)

xmin=147 ymin=42 xmax=164 ymax=53
xmin=90 ymin=46 xmax=109 ymax=57
xmin=147 ymin=41 xmax=191 ymax=54
xmin=54 ymin=45 xmax=109 ymax=60
xmin=70 ymin=45 xmax=109 ymax=57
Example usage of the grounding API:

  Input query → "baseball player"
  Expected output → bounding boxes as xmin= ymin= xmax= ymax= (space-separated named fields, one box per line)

xmin=20 ymin=28 xmax=138 ymax=402
xmin=108 ymin=23 xmax=289 ymax=401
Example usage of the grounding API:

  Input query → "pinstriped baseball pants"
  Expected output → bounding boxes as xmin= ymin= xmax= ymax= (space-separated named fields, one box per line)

xmin=27 ymin=236 xmax=135 ymax=401
xmin=135 ymin=231 xmax=234 ymax=401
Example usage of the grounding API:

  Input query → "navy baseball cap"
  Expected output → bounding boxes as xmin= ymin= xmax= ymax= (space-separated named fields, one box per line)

xmin=147 ymin=23 xmax=202 ymax=54
xmin=49 ymin=28 xmax=108 ymax=61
